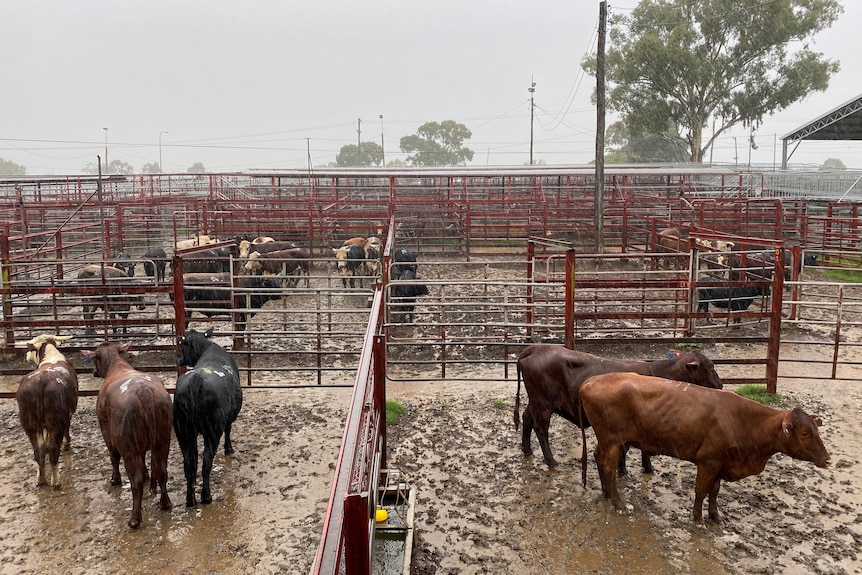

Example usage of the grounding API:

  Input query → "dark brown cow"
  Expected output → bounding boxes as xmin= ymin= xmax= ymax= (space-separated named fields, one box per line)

xmin=580 ymin=373 xmax=831 ymax=522
xmin=177 ymin=272 xmax=284 ymax=330
xmin=514 ymin=345 xmax=723 ymax=470
xmin=244 ymin=248 xmax=311 ymax=287
xmin=81 ymin=342 xmax=172 ymax=529
xmin=15 ymin=334 xmax=78 ymax=488
xmin=77 ymin=264 xmax=146 ymax=335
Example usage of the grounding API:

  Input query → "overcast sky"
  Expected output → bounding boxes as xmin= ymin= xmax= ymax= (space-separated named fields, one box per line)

xmin=2 ymin=0 xmax=860 ymax=175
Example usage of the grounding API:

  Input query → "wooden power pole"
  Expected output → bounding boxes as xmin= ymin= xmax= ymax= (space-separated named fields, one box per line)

xmin=594 ymin=1 xmax=607 ymax=253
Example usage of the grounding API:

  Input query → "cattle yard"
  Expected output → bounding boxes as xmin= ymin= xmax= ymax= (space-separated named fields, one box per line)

xmin=2 ymin=166 xmax=862 ymax=573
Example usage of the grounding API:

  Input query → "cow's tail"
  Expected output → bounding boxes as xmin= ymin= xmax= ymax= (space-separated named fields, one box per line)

xmin=513 ymin=361 xmax=521 ymax=431
xmin=578 ymin=397 xmax=587 ymax=489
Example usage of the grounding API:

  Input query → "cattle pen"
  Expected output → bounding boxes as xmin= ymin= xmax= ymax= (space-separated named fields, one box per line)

xmin=2 ymin=166 xmax=862 ymax=573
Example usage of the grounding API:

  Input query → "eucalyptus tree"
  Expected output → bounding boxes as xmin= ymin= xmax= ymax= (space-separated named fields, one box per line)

xmin=584 ymin=0 xmax=843 ymax=162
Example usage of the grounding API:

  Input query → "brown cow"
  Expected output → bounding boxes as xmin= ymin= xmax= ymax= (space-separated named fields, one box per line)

xmin=15 ymin=334 xmax=78 ymax=488
xmin=580 ymin=373 xmax=831 ymax=523
xmin=81 ymin=342 xmax=173 ymax=528
xmin=244 ymin=248 xmax=311 ymax=287
xmin=77 ymin=264 xmax=146 ymax=335
xmin=514 ymin=345 xmax=723 ymax=470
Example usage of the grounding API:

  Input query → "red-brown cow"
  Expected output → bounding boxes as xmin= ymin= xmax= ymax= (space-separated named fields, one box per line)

xmin=514 ymin=345 xmax=723 ymax=470
xmin=81 ymin=342 xmax=172 ymax=529
xmin=15 ymin=334 xmax=78 ymax=488
xmin=580 ymin=373 xmax=831 ymax=523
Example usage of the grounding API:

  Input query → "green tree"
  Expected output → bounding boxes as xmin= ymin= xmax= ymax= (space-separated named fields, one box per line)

xmin=336 ymin=141 xmax=384 ymax=167
xmin=82 ymin=159 xmax=134 ymax=175
xmin=187 ymin=162 xmax=206 ymax=173
xmin=141 ymin=162 xmax=161 ymax=174
xmin=604 ymin=120 xmax=689 ymax=163
xmin=583 ymin=0 xmax=842 ymax=162
xmin=0 ymin=157 xmax=26 ymax=175
xmin=400 ymin=120 xmax=474 ymax=166
xmin=820 ymin=158 xmax=846 ymax=170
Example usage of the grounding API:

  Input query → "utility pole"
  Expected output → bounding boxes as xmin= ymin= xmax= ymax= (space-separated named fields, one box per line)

xmin=103 ymin=127 xmax=109 ymax=174
xmin=159 ymin=131 xmax=169 ymax=173
xmin=357 ymin=118 xmax=362 ymax=165
xmin=528 ymin=80 xmax=536 ymax=165
xmin=379 ymin=114 xmax=385 ymax=167
xmin=594 ymin=1 xmax=607 ymax=253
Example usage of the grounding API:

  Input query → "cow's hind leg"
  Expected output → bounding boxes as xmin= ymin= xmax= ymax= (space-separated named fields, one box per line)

xmin=109 ymin=448 xmax=123 ymax=485
xmin=123 ymin=453 xmax=146 ymax=529
xmin=200 ymin=430 xmax=223 ymax=504
xmin=693 ymin=465 xmax=722 ymax=523
xmin=223 ymin=421 xmax=235 ymax=456
xmin=532 ymin=411 xmax=557 ymax=468
xmin=520 ymin=407 xmax=535 ymax=457
xmin=595 ymin=442 xmax=626 ymax=512
xmin=151 ymin=442 xmax=172 ymax=511
xmin=176 ymin=429 xmax=199 ymax=507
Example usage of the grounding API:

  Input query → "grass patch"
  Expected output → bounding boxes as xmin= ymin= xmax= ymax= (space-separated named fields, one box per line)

xmin=385 ymin=399 xmax=407 ymax=425
xmin=674 ymin=342 xmax=702 ymax=351
xmin=492 ymin=398 xmax=509 ymax=409
xmin=735 ymin=384 xmax=791 ymax=408
xmin=824 ymin=268 xmax=862 ymax=283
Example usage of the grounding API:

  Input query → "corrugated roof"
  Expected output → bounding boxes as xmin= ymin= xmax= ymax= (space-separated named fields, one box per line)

xmin=782 ymin=94 xmax=862 ymax=141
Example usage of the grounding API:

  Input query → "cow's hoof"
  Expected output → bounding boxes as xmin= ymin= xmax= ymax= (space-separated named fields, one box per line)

xmin=185 ymin=498 xmax=197 ymax=508
xmin=128 ymin=519 xmax=141 ymax=529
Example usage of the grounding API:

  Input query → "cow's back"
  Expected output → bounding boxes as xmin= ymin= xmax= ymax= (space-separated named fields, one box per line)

xmin=98 ymin=371 xmax=172 ymax=451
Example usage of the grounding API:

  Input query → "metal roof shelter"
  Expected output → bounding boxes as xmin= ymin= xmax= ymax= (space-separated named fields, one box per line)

xmin=782 ymin=94 xmax=862 ymax=168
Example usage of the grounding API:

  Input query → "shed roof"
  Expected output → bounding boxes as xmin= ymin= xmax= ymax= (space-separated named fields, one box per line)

xmin=782 ymin=94 xmax=862 ymax=142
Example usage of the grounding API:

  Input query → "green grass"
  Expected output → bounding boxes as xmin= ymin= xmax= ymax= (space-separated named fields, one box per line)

xmin=824 ymin=268 xmax=862 ymax=282
xmin=385 ymin=399 xmax=406 ymax=425
xmin=674 ymin=343 xmax=703 ymax=351
xmin=492 ymin=398 xmax=509 ymax=409
xmin=735 ymin=384 xmax=791 ymax=408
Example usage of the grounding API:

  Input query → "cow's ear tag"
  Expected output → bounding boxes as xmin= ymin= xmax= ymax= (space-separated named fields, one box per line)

xmin=84 ymin=355 xmax=93 ymax=364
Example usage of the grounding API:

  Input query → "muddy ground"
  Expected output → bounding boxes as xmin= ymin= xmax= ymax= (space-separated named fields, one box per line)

xmin=1 ymin=341 xmax=860 ymax=575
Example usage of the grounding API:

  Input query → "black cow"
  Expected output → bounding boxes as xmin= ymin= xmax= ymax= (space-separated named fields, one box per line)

xmin=391 ymin=268 xmax=429 ymax=323
xmin=697 ymin=277 xmax=767 ymax=324
xmin=143 ymin=247 xmax=167 ymax=282
xmin=392 ymin=247 xmax=418 ymax=280
xmin=178 ymin=272 xmax=282 ymax=330
xmin=178 ymin=246 xmax=232 ymax=274
xmin=174 ymin=328 xmax=242 ymax=507
xmin=112 ymin=252 xmax=135 ymax=277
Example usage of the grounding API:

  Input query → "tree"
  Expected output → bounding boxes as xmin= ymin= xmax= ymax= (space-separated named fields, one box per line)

xmin=0 ymin=158 xmax=26 ymax=175
xmin=583 ymin=0 xmax=842 ymax=162
xmin=82 ymin=159 xmax=134 ymax=175
xmin=400 ymin=120 xmax=474 ymax=166
xmin=604 ymin=120 xmax=689 ymax=163
xmin=820 ymin=158 xmax=846 ymax=170
xmin=336 ymin=141 xmax=384 ymax=167
xmin=142 ymin=162 xmax=161 ymax=174
xmin=187 ymin=162 xmax=206 ymax=173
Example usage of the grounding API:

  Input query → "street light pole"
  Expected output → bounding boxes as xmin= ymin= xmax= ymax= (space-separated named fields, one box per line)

xmin=357 ymin=118 xmax=362 ymax=165
xmin=528 ymin=81 xmax=536 ymax=165
xmin=103 ymin=127 xmax=109 ymax=174
xmin=159 ymin=131 xmax=169 ymax=173
xmin=379 ymin=114 xmax=385 ymax=167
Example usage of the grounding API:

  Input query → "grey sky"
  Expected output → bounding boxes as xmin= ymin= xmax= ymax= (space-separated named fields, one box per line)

xmin=1 ymin=0 xmax=859 ymax=175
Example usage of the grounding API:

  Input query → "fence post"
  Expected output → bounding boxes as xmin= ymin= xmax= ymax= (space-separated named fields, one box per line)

xmin=565 ymin=249 xmax=575 ymax=349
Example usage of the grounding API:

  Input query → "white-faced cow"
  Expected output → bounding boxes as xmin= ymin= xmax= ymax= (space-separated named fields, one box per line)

xmin=82 ymin=342 xmax=172 ymax=529
xmin=580 ymin=373 xmax=831 ymax=523
xmin=514 ymin=345 xmax=723 ymax=471
xmin=391 ymin=247 xmax=418 ymax=280
xmin=334 ymin=244 xmax=366 ymax=288
xmin=174 ymin=328 xmax=243 ymax=507
xmin=364 ymin=236 xmax=383 ymax=277
xmin=15 ymin=334 xmax=79 ymax=488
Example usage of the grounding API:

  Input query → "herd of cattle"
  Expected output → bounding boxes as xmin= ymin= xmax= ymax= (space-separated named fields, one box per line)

xmin=654 ymin=227 xmax=819 ymax=322
xmin=514 ymin=344 xmax=831 ymax=522
xmin=15 ymin=329 xmax=242 ymax=528
xmin=14 ymin=330 xmax=831 ymax=529
xmin=71 ymin=233 xmax=430 ymax=332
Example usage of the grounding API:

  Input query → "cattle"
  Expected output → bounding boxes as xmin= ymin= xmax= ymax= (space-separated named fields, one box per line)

xmin=238 ymin=239 xmax=298 ymax=258
xmin=15 ymin=334 xmax=78 ymax=488
xmin=174 ymin=328 xmax=243 ymax=507
xmin=392 ymin=247 xmax=418 ymax=280
xmin=178 ymin=272 xmax=283 ymax=330
xmin=76 ymin=265 xmax=146 ymax=335
xmin=178 ymin=246 xmax=232 ymax=274
xmin=176 ymin=234 xmax=217 ymax=250
xmin=579 ymin=373 xmax=831 ymax=523
xmin=391 ymin=268 xmax=429 ymax=323
xmin=342 ymin=236 xmax=366 ymax=248
xmin=142 ymin=246 xmax=167 ymax=282
xmin=81 ymin=342 xmax=173 ymax=529
xmin=244 ymin=248 xmax=311 ymax=287
xmin=697 ymin=276 xmax=767 ymax=323
xmin=734 ymin=245 xmax=818 ymax=283
xmin=514 ymin=345 xmax=723 ymax=471
xmin=251 ymin=236 xmax=275 ymax=244
xmin=334 ymin=244 xmax=366 ymax=288
xmin=364 ymin=236 xmax=383 ymax=277
xmin=112 ymin=252 xmax=135 ymax=277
